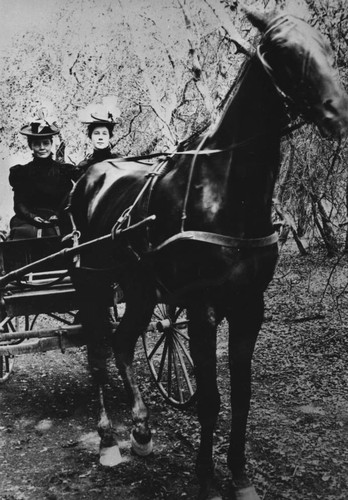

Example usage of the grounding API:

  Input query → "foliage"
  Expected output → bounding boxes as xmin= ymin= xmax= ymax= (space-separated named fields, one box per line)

xmin=0 ymin=248 xmax=347 ymax=499
xmin=275 ymin=0 xmax=348 ymax=254
xmin=1 ymin=0 xmax=248 ymax=161
xmin=1 ymin=0 xmax=347 ymax=251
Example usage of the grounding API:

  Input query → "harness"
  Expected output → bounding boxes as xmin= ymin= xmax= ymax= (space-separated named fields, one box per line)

xmin=65 ymin=123 xmax=301 ymax=259
xmin=65 ymin=14 xmax=311 ymax=257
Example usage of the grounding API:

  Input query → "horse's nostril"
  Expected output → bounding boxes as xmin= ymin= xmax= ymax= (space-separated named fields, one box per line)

xmin=323 ymin=99 xmax=338 ymax=115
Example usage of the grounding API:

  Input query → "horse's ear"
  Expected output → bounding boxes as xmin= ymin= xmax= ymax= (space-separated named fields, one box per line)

xmin=240 ymin=4 xmax=272 ymax=33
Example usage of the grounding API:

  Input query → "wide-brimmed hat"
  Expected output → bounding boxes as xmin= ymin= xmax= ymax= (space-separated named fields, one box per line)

xmin=83 ymin=111 xmax=116 ymax=125
xmin=20 ymin=120 xmax=59 ymax=138
xmin=80 ymin=97 xmax=120 ymax=124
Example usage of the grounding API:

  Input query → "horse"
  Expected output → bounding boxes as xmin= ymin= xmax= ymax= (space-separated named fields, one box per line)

xmin=68 ymin=8 xmax=348 ymax=500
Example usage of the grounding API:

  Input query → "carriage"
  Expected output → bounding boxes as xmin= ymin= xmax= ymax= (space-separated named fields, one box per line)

xmin=0 ymin=233 xmax=197 ymax=409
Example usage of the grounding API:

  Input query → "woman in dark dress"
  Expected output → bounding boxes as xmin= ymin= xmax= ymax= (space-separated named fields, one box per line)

xmin=78 ymin=112 xmax=120 ymax=173
xmin=77 ymin=110 xmax=123 ymax=319
xmin=9 ymin=120 xmax=78 ymax=240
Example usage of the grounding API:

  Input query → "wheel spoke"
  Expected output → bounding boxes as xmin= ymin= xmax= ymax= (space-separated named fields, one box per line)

xmin=147 ymin=331 xmax=167 ymax=360
xmin=173 ymin=331 xmax=193 ymax=365
xmin=6 ymin=319 xmax=16 ymax=332
xmin=0 ymin=317 xmax=13 ymax=331
xmin=173 ymin=325 xmax=190 ymax=342
xmin=48 ymin=312 xmax=75 ymax=325
xmin=173 ymin=335 xmax=195 ymax=396
xmin=174 ymin=306 xmax=185 ymax=322
xmin=156 ymin=335 xmax=169 ymax=382
xmin=168 ymin=305 xmax=184 ymax=322
xmin=172 ymin=345 xmax=184 ymax=403
xmin=167 ymin=338 xmax=172 ymax=395
xmin=153 ymin=303 xmax=167 ymax=321
xmin=29 ymin=315 xmax=39 ymax=330
xmin=143 ymin=304 xmax=196 ymax=408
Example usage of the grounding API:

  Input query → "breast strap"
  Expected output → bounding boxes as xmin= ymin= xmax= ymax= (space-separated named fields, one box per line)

xmin=150 ymin=229 xmax=278 ymax=252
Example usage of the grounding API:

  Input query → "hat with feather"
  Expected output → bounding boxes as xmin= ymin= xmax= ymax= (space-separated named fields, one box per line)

xmin=20 ymin=107 xmax=59 ymax=137
xmin=79 ymin=96 xmax=121 ymax=125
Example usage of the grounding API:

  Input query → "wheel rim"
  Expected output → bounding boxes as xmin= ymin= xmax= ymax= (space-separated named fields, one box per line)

xmin=143 ymin=304 xmax=196 ymax=409
xmin=0 ymin=354 xmax=14 ymax=383
xmin=0 ymin=315 xmax=38 ymax=383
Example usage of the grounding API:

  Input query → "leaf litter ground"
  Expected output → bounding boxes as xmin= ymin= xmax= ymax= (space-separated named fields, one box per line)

xmin=0 ymin=246 xmax=347 ymax=499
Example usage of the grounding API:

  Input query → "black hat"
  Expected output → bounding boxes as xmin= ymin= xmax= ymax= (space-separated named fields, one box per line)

xmin=20 ymin=121 xmax=59 ymax=138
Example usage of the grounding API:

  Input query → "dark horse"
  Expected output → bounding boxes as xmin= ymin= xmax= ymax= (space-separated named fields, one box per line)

xmin=68 ymin=8 xmax=348 ymax=500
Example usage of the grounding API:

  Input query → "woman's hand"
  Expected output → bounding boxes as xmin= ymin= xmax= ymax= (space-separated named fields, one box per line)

xmin=33 ymin=216 xmax=57 ymax=227
xmin=33 ymin=214 xmax=59 ymax=227
xmin=33 ymin=216 xmax=48 ymax=226
xmin=48 ymin=215 xmax=59 ymax=223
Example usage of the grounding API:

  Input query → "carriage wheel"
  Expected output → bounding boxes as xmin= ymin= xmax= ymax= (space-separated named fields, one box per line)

xmin=0 ymin=353 xmax=15 ymax=383
xmin=0 ymin=315 xmax=38 ymax=383
xmin=142 ymin=304 xmax=196 ymax=409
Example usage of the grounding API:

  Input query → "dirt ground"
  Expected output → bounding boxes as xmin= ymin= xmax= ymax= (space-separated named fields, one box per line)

xmin=0 ymin=247 xmax=348 ymax=500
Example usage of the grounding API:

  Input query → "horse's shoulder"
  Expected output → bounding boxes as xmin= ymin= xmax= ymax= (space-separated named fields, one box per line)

xmin=106 ymin=159 xmax=152 ymax=173
xmin=82 ymin=160 xmax=143 ymax=191
xmin=92 ymin=160 xmax=152 ymax=183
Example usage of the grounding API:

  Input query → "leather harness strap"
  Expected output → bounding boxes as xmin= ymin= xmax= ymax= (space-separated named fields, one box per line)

xmin=150 ymin=229 xmax=278 ymax=252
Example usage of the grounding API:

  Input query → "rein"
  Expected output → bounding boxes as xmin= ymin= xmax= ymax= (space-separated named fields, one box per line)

xmin=108 ymin=120 xmax=304 ymax=166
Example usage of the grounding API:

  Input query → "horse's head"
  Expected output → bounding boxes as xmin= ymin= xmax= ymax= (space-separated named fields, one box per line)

xmin=245 ymin=8 xmax=348 ymax=139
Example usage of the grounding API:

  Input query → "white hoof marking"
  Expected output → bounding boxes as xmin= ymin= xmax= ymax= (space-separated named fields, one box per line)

xmin=99 ymin=445 xmax=123 ymax=467
xmin=130 ymin=433 xmax=153 ymax=456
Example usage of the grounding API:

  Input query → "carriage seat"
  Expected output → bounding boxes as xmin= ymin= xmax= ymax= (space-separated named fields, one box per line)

xmin=0 ymin=235 xmax=63 ymax=276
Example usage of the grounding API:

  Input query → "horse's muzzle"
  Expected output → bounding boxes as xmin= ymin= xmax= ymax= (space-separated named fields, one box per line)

xmin=317 ymin=94 xmax=348 ymax=139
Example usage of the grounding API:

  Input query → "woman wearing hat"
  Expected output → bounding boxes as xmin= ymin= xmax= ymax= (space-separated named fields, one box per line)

xmin=78 ymin=111 xmax=121 ymax=174
xmin=9 ymin=119 xmax=79 ymax=239
xmin=77 ymin=109 xmax=122 ymax=322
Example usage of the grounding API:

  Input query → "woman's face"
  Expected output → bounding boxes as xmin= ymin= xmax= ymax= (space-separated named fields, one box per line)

xmin=90 ymin=126 xmax=111 ymax=150
xmin=30 ymin=138 xmax=53 ymax=158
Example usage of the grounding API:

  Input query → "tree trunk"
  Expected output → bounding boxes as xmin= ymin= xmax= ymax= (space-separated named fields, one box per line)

xmin=311 ymin=195 xmax=339 ymax=256
xmin=272 ymin=199 xmax=308 ymax=255
xmin=344 ymin=178 xmax=348 ymax=252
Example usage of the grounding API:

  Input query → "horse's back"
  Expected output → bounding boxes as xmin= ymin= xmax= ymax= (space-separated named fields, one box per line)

xmin=85 ymin=159 xmax=152 ymax=191
xmin=72 ymin=160 xmax=152 ymax=235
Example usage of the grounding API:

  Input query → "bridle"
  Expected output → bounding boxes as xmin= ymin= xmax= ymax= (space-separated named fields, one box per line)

xmin=256 ymin=14 xmax=317 ymax=122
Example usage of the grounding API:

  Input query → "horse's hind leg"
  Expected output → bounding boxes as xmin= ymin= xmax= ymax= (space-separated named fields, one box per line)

xmin=111 ymin=281 xmax=156 ymax=457
xmin=226 ymin=291 xmax=264 ymax=500
xmin=188 ymin=301 xmax=221 ymax=499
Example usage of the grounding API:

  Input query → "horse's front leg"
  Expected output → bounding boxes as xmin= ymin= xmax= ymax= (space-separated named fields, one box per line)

xmin=80 ymin=293 xmax=121 ymax=466
xmin=112 ymin=284 xmax=156 ymax=457
xmin=226 ymin=291 xmax=264 ymax=500
xmin=188 ymin=301 xmax=221 ymax=499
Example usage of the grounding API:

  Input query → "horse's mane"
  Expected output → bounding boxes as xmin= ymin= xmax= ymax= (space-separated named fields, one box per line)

xmin=176 ymin=55 xmax=253 ymax=153
xmin=176 ymin=122 xmax=210 ymax=151
xmin=158 ymin=14 xmax=326 ymax=157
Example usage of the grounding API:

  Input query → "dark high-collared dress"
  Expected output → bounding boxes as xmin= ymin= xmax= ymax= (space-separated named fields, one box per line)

xmin=9 ymin=154 xmax=79 ymax=239
xmin=77 ymin=147 xmax=121 ymax=175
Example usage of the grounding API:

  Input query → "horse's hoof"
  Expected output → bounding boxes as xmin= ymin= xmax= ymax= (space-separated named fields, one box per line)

xmin=233 ymin=485 xmax=260 ymax=500
xmin=130 ymin=431 xmax=153 ymax=456
xmin=99 ymin=444 xmax=123 ymax=467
